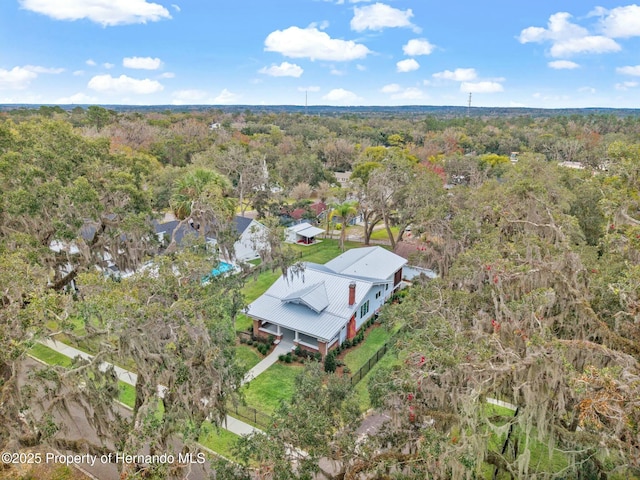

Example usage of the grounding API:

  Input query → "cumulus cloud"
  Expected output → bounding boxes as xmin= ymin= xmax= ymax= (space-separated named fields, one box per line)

xmin=433 ymin=68 xmax=477 ymax=82
xmin=24 ymin=65 xmax=65 ymax=74
xmin=351 ymin=3 xmax=419 ymax=32
xmin=86 ymin=59 xmax=97 ymax=66
xmin=214 ymin=88 xmax=240 ymax=104
xmin=159 ymin=72 xmax=175 ymax=78
xmin=615 ymin=81 xmax=639 ymax=90
xmin=264 ymin=26 xmax=370 ymax=61
xmin=396 ymin=58 xmax=419 ymax=72
xmin=548 ymin=60 xmax=580 ymax=69
xmin=460 ymin=81 xmax=503 ymax=93
xmin=402 ymin=38 xmax=435 ymax=56
xmin=617 ymin=65 xmax=640 ymax=76
xmin=597 ymin=5 xmax=640 ymax=38
xmin=0 ymin=67 xmax=38 ymax=89
xmin=381 ymin=83 xmax=401 ymax=93
xmin=88 ymin=74 xmax=164 ymax=94
xmin=519 ymin=12 xmax=621 ymax=58
xmin=55 ymin=92 xmax=98 ymax=104
xmin=550 ymin=36 xmax=620 ymax=57
xmin=103 ymin=63 xmax=115 ymax=69
xmin=322 ymin=88 xmax=361 ymax=103
xmin=171 ymin=89 xmax=208 ymax=104
xmin=123 ymin=56 xmax=163 ymax=70
xmin=259 ymin=62 xmax=303 ymax=77
xmin=19 ymin=0 xmax=171 ymax=26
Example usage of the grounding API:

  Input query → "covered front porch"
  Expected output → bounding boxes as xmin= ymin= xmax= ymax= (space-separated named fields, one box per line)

xmin=253 ymin=319 xmax=339 ymax=357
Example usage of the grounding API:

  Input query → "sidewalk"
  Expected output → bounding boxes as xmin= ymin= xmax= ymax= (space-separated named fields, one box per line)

xmin=242 ymin=338 xmax=293 ymax=385
xmin=37 ymin=338 xmax=261 ymax=437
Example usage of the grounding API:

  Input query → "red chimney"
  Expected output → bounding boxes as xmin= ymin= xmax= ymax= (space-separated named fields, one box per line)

xmin=348 ymin=282 xmax=356 ymax=306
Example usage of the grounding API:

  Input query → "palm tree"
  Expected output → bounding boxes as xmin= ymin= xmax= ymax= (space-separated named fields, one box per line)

xmin=329 ymin=201 xmax=358 ymax=251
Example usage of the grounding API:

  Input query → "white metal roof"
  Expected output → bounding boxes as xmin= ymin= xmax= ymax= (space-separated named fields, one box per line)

xmin=246 ymin=265 xmax=373 ymax=341
xmin=288 ymin=222 xmax=325 ymax=238
xmin=282 ymin=281 xmax=329 ymax=313
xmin=324 ymin=246 xmax=407 ymax=281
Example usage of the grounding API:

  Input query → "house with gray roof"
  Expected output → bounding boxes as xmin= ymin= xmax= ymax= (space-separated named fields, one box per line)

xmin=154 ymin=215 xmax=268 ymax=262
xmin=246 ymin=246 xmax=407 ymax=356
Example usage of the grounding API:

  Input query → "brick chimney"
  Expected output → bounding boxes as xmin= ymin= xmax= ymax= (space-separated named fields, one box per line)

xmin=348 ymin=282 xmax=356 ymax=306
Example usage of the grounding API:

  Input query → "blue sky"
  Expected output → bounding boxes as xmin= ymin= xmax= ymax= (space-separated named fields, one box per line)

xmin=1 ymin=0 xmax=640 ymax=107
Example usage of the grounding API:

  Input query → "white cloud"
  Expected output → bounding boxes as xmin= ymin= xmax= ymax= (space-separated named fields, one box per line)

xmin=578 ymin=86 xmax=596 ymax=94
xmin=356 ymin=64 xmax=366 ymax=71
xmin=616 ymin=65 xmax=640 ymax=76
xmin=519 ymin=12 xmax=621 ymax=58
xmin=548 ymin=60 xmax=580 ymax=69
xmin=402 ymin=38 xmax=435 ymax=56
xmin=88 ymin=74 xmax=164 ymax=94
xmin=390 ymin=87 xmax=425 ymax=100
xmin=396 ymin=58 xmax=419 ymax=72
xmin=322 ymin=88 xmax=361 ymax=103
xmin=86 ymin=59 xmax=97 ymax=66
xmin=433 ymin=68 xmax=477 ymax=82
xmin=103 ymin=63 xmax=115 ymax=69
xmin=297 ymin=86 xmax=321 ymax=92
xmin=0 ymin=67 xmax=38 ymax=89
xmin=330 ymin=67 xmax=345 ymax=76
xmin=259 ymin=62 xmax=303 ymax=77
xmin=351 ymin=3 xmax=419 ymax=32
xmin=550 ymin=36 xmax=620 ymax=57
xmin=460 ymin=81 xmax=503 ymax=93
xmin=55 ymin=92 xmax=98 ymax=104
xmin=73 ymin=70 xmax=85 ymax=76
xmin=264 ymin=26 xmax=371 ymax=61
xmin=159 ymin=72 xmax=175 ymax=78
xmin=171 ymin=89 xmax=208 ymax=104
xmin=19 ymin=0 xmax=172 ymax=26
xmin=214 ymin=88 xmax=240 ymax=104
xmin=615 ymin=81 xmax=639 ymax=90
xmin=598 ymin=5 xmax=640 ymax=38
xmin=381 ymin=83 xmax=401 ymax=93
xmin=123 ymin=56 xmax=163 ymax=70
xmin=24 ymin=65 xmax=65 ymax=74
xmin=309 ymin=20 xmax=330 ymax=30
xmin=171 ymin=3 xmax=180 ymax=12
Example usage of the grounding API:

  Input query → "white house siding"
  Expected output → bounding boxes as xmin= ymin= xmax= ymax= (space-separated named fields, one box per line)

xmin=355 ymin=284 xmax=386 ymax=331
xmin=234 ymin=220 xmax=268 ymax=261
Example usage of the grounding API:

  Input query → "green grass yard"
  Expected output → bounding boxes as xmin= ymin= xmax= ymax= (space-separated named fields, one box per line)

xmin=235 ymin=344 xmax=262 ymax=371
xmin=343 ymin=326 xmax=395 ymax=372
xmin=369 ymin=227 xmax=398 ymax=241
xmin=199 ymin=424 xmax=242 ymax=462
xmin=240 ymin=363 xmax=303 ymax=414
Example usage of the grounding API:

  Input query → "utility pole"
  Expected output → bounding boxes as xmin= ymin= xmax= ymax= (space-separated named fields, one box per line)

xmin=467 ymin=92 xmax=472 ymax=117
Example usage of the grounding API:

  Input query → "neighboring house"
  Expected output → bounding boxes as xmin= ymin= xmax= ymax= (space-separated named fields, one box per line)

xmin=285 ymin=222 xmax=325 ymax=245
xmin=154 ymin=216 xmax=269 ymax=262
xmin=334 ymin=171 xmax=352 ymax=188
xmin=247 ymin=246 xmax=407 ymax=356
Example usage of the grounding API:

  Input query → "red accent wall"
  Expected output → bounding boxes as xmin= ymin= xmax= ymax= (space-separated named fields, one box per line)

xmin=347 ymin=314 xmax=356 ymax=339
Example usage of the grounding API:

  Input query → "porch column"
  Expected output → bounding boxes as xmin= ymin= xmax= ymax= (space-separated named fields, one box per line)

xmin=318 ymin=341 xmax=328 ymax=357
xmin=252 ymin=319 xmax=261 ymax=336
xmin=276 ymin=324 xmax=282 ymax=340
xmin=294 ymin=331 xmax=299 ymax=342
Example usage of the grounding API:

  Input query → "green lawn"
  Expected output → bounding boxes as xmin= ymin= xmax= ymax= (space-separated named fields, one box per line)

xmin=353 ymin=352 xmax=399 ymax=411
xmin=343 ymin=326 xmax=394 ymax=372
xmin=118 ymin=382 xmax=136 ymax=408
xmin=199 ymin=423 xmax=242 ymax=462
xmin=241 ymin=363 xmax=303 ymax=414
xmin=29 ymin=343 xmax=73 ymax=367
xmin=291 ymin=238 xmax=361 ymax=264
xmin=235 ymin=344 xmax=262 ymax=371
xmin=369 ymin=227 xmax=398 ymax=241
